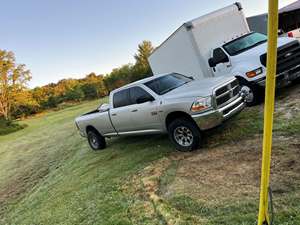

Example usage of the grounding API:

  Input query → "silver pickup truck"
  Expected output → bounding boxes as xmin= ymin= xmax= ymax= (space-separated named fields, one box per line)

xmin=75 ymin=73 xmax=246 ymax=151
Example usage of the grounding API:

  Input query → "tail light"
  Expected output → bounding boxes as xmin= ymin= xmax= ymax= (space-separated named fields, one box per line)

xmin=288 ymin=32 xmax=293 ymax=37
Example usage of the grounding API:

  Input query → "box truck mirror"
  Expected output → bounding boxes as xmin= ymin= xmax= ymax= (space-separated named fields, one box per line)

xmin=212 ymin=48 xmax=229 ymax=65
xmin=208 ymin=58 xmax=216 ymax=67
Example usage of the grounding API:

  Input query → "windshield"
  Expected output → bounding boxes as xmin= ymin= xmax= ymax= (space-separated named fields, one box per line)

xmin=144 ymin=73 xmax=192 ymax=95
xmin=223 ymin=32 xmax=267 ymax=56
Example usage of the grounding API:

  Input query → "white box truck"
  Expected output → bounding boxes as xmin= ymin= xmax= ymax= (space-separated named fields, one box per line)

xmin=149 ymin=2 xmax=300 ymax=105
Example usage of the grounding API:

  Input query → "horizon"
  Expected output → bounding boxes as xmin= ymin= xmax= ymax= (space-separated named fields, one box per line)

xmin=0 ymin=0 xmax=296 ymax=88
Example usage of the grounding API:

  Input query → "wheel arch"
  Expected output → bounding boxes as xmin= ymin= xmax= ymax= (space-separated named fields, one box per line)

xmin=86 ymin=125 xmax=101 ymax=136
xmin=165 ymin=111 xmax=197 ymax=130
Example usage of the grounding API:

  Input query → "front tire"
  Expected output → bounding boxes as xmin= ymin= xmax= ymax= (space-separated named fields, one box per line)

xmin=240 ymin=82 xmax=263 ymax=106
xmin=168 ymin=118 xmax=202 ymax=152
xmin=87 ymin=130 xmax=106 ymax=150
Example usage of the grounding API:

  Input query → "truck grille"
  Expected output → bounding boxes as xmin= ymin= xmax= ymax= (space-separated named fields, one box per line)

xmin=260 ymin=40 xmax=300 ymax=74
xmin=214 ymin=79 xmax=240 ymax=108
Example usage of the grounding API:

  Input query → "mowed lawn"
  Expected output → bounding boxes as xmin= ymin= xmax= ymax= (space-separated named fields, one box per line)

xmin=0 ymin=84 xmax=300 ymax=225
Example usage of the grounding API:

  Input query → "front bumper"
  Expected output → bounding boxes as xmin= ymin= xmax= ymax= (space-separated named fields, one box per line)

xmin=191 ymin=96 xmax=245 ymax=130
xmin=254 ymin=64 xmax=300 ymax=88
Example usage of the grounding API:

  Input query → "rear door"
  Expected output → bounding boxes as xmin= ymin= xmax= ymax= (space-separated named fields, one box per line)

xmin=128 ymin=86 xmax=163 ymax=132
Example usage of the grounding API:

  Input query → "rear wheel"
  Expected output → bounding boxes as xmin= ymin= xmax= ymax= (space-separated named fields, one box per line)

xmin=168 ymin=118 xmax=202 ymax=152
xmin=87 ymin=130 xmax=106 ymax=150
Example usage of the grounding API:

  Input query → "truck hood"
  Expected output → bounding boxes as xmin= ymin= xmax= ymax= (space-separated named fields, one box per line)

xmin=163 ymin=76 xmax=234 ymax=99
xmin=232 ymin=37 xmax=295 ymax=60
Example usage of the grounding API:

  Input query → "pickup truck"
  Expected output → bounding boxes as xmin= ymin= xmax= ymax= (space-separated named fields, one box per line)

xmin=75 ymin=73 xmax=245 ymax=152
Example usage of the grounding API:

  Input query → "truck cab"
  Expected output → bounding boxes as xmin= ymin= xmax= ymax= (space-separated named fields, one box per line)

xmin=208 ymin=32 xmax=300 ymax=105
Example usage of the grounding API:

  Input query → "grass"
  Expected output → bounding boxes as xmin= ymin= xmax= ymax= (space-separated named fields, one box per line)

xmin=0 ymin=86 xmax=299 ymax=224
xmin=0 ymin=99 xmax=172 ymax=225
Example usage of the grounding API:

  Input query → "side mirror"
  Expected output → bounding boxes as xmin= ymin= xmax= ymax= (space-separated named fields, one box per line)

xmin=208 ymin=58 xmax=216 ymax=67
xmin=98 ymin=103 xmax=109 ymax=112
xmin=136 ymin=95 xmax=154 ymax=104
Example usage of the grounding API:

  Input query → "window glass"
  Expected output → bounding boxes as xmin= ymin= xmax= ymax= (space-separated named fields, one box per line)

xmin=144 ymin=73 xmax=192 ymax=95
xmin=113 ymin=89 xmax=131 ymax=108
xmin=130 ymin=87 xmax=151 ymax=104
xmin=223 ymin=32 xmax=267 ymax=56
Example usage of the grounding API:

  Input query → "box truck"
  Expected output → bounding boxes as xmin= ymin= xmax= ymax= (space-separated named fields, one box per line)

xmin=149 ymin=2 xmax=300 ymax=105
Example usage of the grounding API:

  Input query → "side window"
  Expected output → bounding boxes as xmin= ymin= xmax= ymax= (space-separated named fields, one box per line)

xmin=113 ymin=89 xmax=131 ymax=108
xmin=213 ymin=48 xmax=229 ymax=64
xmin=130 ymin=87 xmax=152 ymax=104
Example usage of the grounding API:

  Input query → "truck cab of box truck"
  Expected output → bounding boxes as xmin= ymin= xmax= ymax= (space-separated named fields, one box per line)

xmin=208 ymin=32 xmax=300 ymax=105
xmin=148 ymin=2 xmax=300 ymax=106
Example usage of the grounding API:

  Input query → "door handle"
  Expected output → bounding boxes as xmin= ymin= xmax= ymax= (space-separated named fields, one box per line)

xmin=111 ymin=113 xmax=117 ymax=116
xmin=131 ymin=109 xmax=138 ymax=112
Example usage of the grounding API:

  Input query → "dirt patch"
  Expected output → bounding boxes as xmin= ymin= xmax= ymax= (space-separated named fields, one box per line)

xmin=0 ymin=165 xmax=49 ymax=215
xmin=123 ymin=157 xmax=207 ymax=224
xmin=275 ymin=83 xmax=300 ymax=119
xmin=162 ymin=135 xmax=300 ymax=204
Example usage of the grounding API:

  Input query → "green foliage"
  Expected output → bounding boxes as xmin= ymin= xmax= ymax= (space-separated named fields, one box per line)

xmin=0 ymin=117 xmax=27 ymax=135
xmin=103 ymin=40 xmax=154 ymax=92
xmin=134 ymin=40 xmax=154 ymax=75
xmin=80 ymin=83 xmax=99 ymax=99
xmin=64 ymin=86 xmax=84 ymax=102
xmin=0 ymin=49 xmax=31 ymax=120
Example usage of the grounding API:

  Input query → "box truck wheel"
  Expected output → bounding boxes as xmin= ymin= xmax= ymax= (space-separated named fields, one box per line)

xmin=239 ymin=81 xmax=263 ymax=106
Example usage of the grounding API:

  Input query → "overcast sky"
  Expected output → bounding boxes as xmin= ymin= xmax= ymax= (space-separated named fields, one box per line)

xmin=0 ymin=0 xmax=296 ymax=88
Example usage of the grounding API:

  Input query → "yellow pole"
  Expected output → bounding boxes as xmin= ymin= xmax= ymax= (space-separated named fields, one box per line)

xmin=257 ymin=0 xmax=279 ymax=224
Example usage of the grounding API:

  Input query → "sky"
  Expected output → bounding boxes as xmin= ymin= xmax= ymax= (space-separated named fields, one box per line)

xmin=0 ymin=0 xmax=296 ymax=88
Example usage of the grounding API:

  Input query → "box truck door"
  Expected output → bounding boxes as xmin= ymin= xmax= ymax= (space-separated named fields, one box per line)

xmin=209 ymin=48 xmax=231 ymax=77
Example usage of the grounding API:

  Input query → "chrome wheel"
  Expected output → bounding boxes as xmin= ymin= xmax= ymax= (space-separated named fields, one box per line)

xmin=89 ymin=133 xmax=99 ymax=149
xmin=241 ymin=85 xmax=254 ymax=103
xmin=173 ymin=126 xmax=194 ymax=147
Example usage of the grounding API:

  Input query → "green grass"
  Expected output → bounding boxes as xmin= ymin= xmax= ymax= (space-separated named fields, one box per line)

xmin=0 ymin=94 xmax=299 ymax=225
xmin=0 ymin=99 xmax=171 ymax=225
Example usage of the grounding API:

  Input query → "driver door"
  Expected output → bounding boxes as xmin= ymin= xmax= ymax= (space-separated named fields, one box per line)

xmin=210 ymin=48 xmax=232 ymax=77
xmin=128 ymin=86 xmax=162 ymax=132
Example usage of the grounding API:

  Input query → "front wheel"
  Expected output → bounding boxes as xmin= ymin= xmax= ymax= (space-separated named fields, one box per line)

xmin=87 ymin=130 xmax=106 ymax=151
xmin=168 ymin=118 xmax=202 ymax=152
xmin=240 ymin=83 xmax=263 ymax=106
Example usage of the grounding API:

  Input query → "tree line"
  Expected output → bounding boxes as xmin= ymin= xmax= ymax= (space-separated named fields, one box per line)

xmin=0 ymin=40 xmax=154 ymax=120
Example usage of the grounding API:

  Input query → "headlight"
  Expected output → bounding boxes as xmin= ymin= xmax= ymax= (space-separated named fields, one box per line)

xmin=246 ymin=67 xmax=263 ymax=78
xmin=191 ymin=97 xmax=211 ymax=112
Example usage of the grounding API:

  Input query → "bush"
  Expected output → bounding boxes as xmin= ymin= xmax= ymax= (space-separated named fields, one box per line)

xmin=0 ymin=117 xmax=27 ymax=135
xmin=64 ymin=86 xmax=84 ymax=102
xmin=42 ymin=96 xmax=63 ymax=109
xmin=11 ymin=104 xmax=41 ymax=119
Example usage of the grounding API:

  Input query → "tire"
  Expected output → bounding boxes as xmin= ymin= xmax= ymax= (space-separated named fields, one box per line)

xmin=240 ymin=82 xmax=263 ymax=106
xmin=87 ymin=130 xmax=106 ymax=150
xmin=167 ymin=118 xmax=202 ymax=152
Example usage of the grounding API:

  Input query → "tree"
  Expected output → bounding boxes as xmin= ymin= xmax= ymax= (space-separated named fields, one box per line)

xmin=64 ymin=86 xmax=84 ymax=102
xmin=0 ymin=50 xmax=31 ymax=120
xmin=11 ymin=90 xmax=40 ymax=118
xmin=133 ymin=40 xmax=154 ymax=76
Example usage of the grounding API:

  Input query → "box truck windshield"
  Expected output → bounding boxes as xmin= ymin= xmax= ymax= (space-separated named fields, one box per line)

xmin=223 ymin=32 xmax=267 ymax=56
